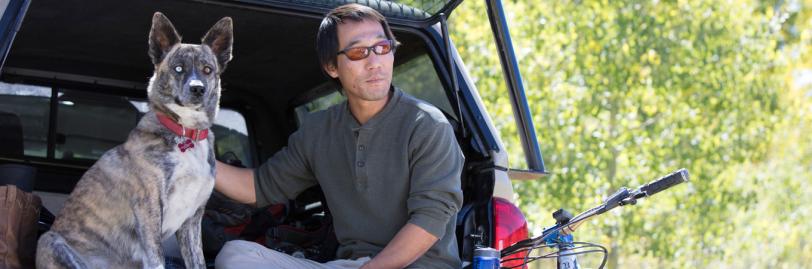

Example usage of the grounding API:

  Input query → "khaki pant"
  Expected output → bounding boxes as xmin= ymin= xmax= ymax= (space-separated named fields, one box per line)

xmin=215 ymin=240 xmax=370 ymax=269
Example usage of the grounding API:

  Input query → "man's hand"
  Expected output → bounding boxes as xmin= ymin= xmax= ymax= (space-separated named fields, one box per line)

xmin=359 ymin=223 xmax=438 ymax=269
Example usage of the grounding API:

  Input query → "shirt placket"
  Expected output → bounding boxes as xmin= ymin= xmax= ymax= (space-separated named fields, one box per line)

xmin=354 ymin=128 xmax=369 ymax=191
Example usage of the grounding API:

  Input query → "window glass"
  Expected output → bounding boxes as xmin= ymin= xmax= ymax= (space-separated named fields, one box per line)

xmin=450 ymin=0 xmax=528 ymax=169
xmin=294 ymin=90 xmax=346 ymax=123
xmin=296 ymin=52 xmax=455 ymax=124
xmin=296 ymin=90 xmax=346 ymax=115
xmin=55 ymin=89 xmax=139 ymax=160
xmin=212 ymin=109 xmax=253 ymax=167
xmin=0 ymin=82 xmax=51 ymax=158
xmin=393 ymin=53 xmax=455 ymax=119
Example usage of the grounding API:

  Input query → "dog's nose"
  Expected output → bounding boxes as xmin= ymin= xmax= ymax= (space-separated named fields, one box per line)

xmin=188 ymin=79 xmax=206 ymax=96
xmin=190 ymin=85 xmax=205 ymax=96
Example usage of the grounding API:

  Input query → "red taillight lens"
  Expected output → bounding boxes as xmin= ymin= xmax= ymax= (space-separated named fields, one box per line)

xmin=492 ymin=197 xmax=529 ymax=268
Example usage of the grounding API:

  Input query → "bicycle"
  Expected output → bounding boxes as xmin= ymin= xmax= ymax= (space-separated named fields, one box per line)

xmin=498 ymin=168 xmax=690 ymax=269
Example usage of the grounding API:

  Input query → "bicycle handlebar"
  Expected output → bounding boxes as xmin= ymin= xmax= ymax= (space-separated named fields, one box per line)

xmin=500 ymin=168 xmax=689 ymax=257
xmin=638 ymin=168 xmax=689 ymax=197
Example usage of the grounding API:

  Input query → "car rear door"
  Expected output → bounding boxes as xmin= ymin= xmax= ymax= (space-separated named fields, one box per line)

xmin=485 ymin=0 xmax=547 ymax=178
xmin=240 ymin=0 xmax=545 ymax=177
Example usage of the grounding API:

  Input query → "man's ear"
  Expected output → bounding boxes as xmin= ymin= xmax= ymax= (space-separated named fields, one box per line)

xmin=202 ymin=17 xmax=234 ymax=72
xmin=148 ymin=12 xmax=181 ymax=66
xmin=324 ymin=63 xmax=339 ymax=79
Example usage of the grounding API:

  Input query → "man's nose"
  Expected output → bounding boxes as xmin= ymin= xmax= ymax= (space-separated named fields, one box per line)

xmin=189 ymin=79 xmax=205 ymax=96
xmin=365 ymin=52 xmax=384 ymax=69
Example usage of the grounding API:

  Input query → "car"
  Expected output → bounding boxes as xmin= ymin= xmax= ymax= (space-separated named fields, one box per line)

xmin=0 ymin=0 xmax=547 ymax=267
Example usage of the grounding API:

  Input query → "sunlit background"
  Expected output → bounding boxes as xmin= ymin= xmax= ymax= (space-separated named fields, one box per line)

xmin=450 ymin=0 xmax=811 ymax=268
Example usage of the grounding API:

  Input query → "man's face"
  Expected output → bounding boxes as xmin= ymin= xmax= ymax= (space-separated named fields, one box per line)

xmin=326 ymin=19 xmax=394 ymax=102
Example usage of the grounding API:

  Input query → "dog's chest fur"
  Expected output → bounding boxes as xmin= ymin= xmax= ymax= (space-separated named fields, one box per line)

xmin=161 ymin=139 xmax=214 ymax=238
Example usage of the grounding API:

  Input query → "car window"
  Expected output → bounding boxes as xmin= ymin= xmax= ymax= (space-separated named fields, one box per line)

xmin=212 ymin=109 xmax=253 ymax=167
xmin=393 ymin=54 xmax=455 ymax=117
xmin=0 ymin=81 xmax=253 ymax=166
xmin=450 ymin=1 xmax=529 ymax=169
xmin=295 ymin=52 xmax=454 ymax=124
xmin=294 ymin=90 xmax=345 ymax=124
xmin=55 ymin=89 xmax=139 ymax=160
xmin=0 ymin=81 xmax=51 ymax=158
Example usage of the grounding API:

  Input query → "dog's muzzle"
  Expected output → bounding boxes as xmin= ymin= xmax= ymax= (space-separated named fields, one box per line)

xmin=189 ymin=79 xmax=205 ymax=97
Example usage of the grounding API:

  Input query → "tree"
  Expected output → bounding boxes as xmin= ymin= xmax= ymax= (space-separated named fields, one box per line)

xmin=450 ymin=0 xmax=810 ymax=267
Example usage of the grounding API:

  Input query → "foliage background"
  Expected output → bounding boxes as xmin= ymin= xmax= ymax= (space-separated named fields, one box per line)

xmin=448 ymin=0 xmax=812 ymax=267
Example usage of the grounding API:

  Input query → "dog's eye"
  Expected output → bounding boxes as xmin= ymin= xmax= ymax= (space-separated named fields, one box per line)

xmin=174 ymin=66 xmax=183 ymax=73
xmin=203 ymin=66 xmax=212 ymax=75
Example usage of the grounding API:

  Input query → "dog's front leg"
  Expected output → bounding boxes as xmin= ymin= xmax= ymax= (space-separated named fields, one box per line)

xmin=176 ymin=205 xmax=206 ymax=269
xmin=132 ymin=194 xmax=165 ymax=269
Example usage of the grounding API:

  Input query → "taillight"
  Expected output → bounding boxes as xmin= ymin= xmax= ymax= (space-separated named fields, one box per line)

xmin=492 ymin=197 xmax=529 ymax=268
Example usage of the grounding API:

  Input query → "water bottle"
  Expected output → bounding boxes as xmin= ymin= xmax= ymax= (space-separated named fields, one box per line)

xmin=473 ymin=247 xmax=500 ymax=269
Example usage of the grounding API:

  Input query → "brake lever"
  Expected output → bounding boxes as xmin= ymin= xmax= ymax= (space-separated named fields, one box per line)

xmin=595 ymin=187 xmax=630 ymax=214
xmin=620 ymin=189 xmax=646 ymax=205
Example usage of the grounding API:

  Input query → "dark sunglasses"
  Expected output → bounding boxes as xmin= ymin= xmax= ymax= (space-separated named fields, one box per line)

xmin=337 ymin=40 xmax=397 ymax=61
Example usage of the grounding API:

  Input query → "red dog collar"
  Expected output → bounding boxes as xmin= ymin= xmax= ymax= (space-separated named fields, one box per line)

xmin=156 ymin=112 xmax=209 ymax=152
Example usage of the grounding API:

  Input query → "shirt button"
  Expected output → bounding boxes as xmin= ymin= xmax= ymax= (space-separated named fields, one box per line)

xmin=358 ymin=145 xmax=365 ymax=151
xmin=357 ymin=161 xmax=365 ymax=167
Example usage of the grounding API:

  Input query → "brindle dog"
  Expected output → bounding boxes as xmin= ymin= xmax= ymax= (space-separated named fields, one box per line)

xmin=36 ymin=12 xmax=233 ymax=269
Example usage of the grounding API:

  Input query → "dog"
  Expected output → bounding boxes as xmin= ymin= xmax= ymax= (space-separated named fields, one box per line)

xmin=36 ymin=12 xmax=233 ymax=269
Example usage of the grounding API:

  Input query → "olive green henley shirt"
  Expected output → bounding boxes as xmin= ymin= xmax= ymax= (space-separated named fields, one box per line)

xmin=254 ymin=87 xmax=464 ymax=268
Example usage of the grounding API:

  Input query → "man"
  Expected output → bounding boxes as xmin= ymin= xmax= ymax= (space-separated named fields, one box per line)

xmin=214 ymin=4 xmax=463 ymax=269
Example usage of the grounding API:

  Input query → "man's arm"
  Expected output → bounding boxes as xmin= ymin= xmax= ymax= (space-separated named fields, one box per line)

xmin=360 ymin=223 xmax=438 ymax=269
xmin=363 ymin=118 xmax=464 ymax=268
xmin=217 ymin=125 xmax=317 ymax=208
xmin=214 ymin=160 xmax=257 ymax=205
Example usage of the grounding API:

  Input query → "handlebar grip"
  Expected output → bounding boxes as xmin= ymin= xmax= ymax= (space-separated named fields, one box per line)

xmin=640 ymin=168 xmax=689 ymax=197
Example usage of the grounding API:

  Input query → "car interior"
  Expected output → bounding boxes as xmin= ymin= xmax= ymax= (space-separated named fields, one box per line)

xmin=0 ymin=0 xmax=493 ymax=265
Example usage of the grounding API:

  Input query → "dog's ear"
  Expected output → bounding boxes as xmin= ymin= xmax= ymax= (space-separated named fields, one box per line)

xmin=202 ymin=17 xmax=234 ymax=72
xmin=149 ymin=12 xmax=182 ymax=66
